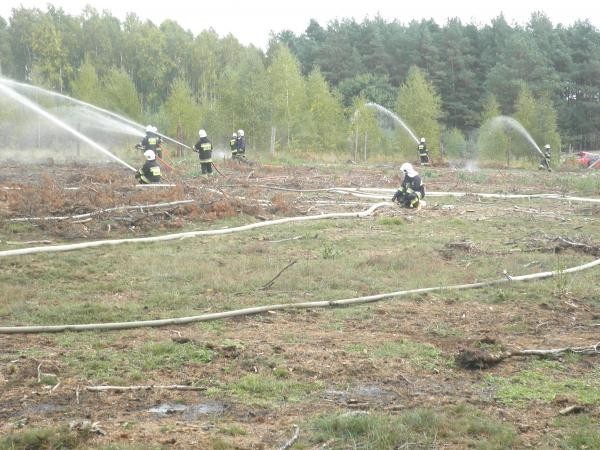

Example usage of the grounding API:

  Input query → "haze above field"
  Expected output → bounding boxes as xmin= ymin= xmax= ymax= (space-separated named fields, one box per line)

xmin=0 ymin=0 xmax=597 ymax=49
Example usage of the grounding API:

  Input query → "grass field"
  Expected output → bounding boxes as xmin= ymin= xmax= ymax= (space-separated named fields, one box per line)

xmin=1 ymin=158 xmax=599 ymax=449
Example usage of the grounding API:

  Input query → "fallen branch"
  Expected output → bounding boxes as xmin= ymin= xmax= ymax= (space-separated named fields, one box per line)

xmin=511 ymin=342 xmax=599 ymax=357
xmin=260 ymin=260 xmax=298 ymax=290
xmin=5 ymin=240 xmax=53 ymax=245
xmin=278 ymin=424 xmax=299 ymax=450
xmin=555 ymin=236 xmax=600 ymax=256
xmin=85 ymin=385 xmax=207 ymax=392
xmin=267 ymin=236 xmax=302 ymax=243
xmin=456 ymin=342 xmax=600 ymax=369
xmin=8 ymin=200 xmax=194 ymax=222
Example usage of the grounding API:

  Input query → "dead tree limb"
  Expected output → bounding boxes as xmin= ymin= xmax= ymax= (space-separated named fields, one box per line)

xmin=260 ymin=260 xmax=298 ymax=290
xmin=456 ymin=342 xmax=599 ymax=370
xmin=510 ymin=342 xmax=599 ymax=357
xmin=278 ymin=424 xmax=299 ymax=450
xmin=85 ymin=385 xmax=207 ymax=392
xmin=8 ymin=200 xmax=194 ymax=222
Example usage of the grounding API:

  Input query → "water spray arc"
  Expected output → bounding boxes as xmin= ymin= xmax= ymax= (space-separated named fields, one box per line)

xmin=0 ymin=77 xmax=192 ymax=150
xmin=365 ymin=102 xmax=420 ymax=145
xmin=488 ymin=116 xmax=545 ymax=158
xmin=0 ymin=82 xmax=136 ymax=171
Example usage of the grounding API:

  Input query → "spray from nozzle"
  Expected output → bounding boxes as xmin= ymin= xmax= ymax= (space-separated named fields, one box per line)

xmin=0 ymin=77 xmax=192 ymax=150
xmin=365 ymin=102 xmax=420 ymax=145
xmin=0 ymin=81 xmax=137 ymax=171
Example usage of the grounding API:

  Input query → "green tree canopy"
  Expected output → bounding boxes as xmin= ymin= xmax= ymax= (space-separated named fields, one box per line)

xmin=395 ymin=65 xmax=442 ymax=161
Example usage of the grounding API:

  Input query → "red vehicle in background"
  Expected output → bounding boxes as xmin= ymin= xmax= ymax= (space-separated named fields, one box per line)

xmin=576 ymin=151 xmax=600 ymax=169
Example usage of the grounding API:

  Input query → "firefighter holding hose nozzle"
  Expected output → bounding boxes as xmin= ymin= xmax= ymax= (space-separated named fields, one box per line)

xmin=193 ymin=129 xmax=213 ymax=175
xmin=392 ymin=162 xmax=426 ymax=210
xmin=539 ymin=144 xmax=551 ymax=172
xmin=135 ymin=150 xmax=162 ymax=184
xmin=135 ymin=125 xmax=163 ymax=158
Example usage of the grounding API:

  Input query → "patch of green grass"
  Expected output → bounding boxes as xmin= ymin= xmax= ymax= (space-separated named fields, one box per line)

xmin=207 ymin=437 xmax=236 ymax=450
xmin=218 ymin=424 xmax=247 ymax=436
xmin=377 ymin=217 xmax=405 ymax=227
xmin=307 ymin=404 xmax=519 ymax=449
xmin=55 ymin=338 xmax=213 ymax=382
xmin=484 ymin=365 xmax=600 ymax=406
xmin=371 ymin=340 xmax=445 ymax=371
xmin=557 ymin=173 xmax=600 ymax=196
xmin=552 ymin=415 xmax=600 ymax=449
xmin=424 ymin=322 xmax=463 ymax=338
xmin=0 ymin=425 xmax=87 ymax=449
xmin=1 ymin=221 xmax=37 ymax=235
xmin=97 ymin=445 xmax=160 ymax=450
xmin=447 ymin=217 xmax=467 ymax=227
xmin=321 ymin=242 xmax=341 ymax=259
xmin=222 ymin=373 xmax=321 ymax=406
xmin=457 ymin=171 xmax=489 ymax=184
xmin=346 ymin=343 xmax=367 ymax=353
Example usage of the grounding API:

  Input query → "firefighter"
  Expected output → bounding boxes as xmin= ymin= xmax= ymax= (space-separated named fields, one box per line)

xmin=230 ymin=132 xmax=238 ymax=159
xmin=135 ymin=150 xmax=161 ymax=184
xmin=392 ymin=162 xmax=425 ymax=209
xmin=417 ymin=137 xmax=430 ymax=166
xmin=539 ymin=144 xmax=551 ymax=171
xmin=236 ymin=129 xmax=246 ymax=158
xmin=136 ymin=125 xmax=163 ymax=158
xmin=194 ymin=129 xmax=213 ymax=175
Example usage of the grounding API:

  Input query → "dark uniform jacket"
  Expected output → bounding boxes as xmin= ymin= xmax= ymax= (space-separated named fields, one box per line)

xmin=236 ymin=135 xmax=246 ymax=154
xmin=194 ymin=137 xmax=213 ymax=162
xmin=401 ymin=175 xmax=425 ymax=197
xmin=140 ymin=133 xmax=162 ymax=152
xmin=136 ymin=160 xmax=161 ymax=184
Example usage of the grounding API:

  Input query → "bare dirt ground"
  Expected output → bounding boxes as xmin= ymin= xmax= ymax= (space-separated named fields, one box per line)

xmin=1 ymin=159 xmax=599 ymax=449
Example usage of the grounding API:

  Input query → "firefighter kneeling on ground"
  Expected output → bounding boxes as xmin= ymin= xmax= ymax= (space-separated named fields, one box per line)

xmin=135 ymin=150 xmax=161 ymax=184
xmin=392 ymin=162 xmax=426 ymax=209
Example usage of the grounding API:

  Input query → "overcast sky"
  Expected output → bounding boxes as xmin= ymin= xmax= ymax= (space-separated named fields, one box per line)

xmin=1 ymin=1 xmax=597 ymax=49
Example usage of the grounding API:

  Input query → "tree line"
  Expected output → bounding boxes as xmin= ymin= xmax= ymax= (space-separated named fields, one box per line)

xmin=0 ymin=5 xmax=598 ymax=161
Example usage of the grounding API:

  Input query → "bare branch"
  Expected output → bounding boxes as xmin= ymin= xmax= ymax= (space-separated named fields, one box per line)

xmin=85 ymin=385 xmax=207 ymax=392
xmin=260 ymin=260 xmax=298 ymax=290
xmin=278 ymin=424 xmax=299 ymax=450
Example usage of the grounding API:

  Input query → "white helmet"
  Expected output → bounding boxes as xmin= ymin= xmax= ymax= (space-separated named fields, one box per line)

xmin=232 ymin=132 xmax=237 ymax=138
xmin=151 ymin=126 xmax=158 ymax=133
xmin=544 ymin=144 xmax=551 ymax=150
xmin=420 ymin=137 xmax=426 ymax=143
xmin=238 ymin=129 xmax=244 ymax=137
xmin=198 ymin=129 xmax=207 ymax=138
xmin=400 ymin=162 xmax=418 ymax=177
xmin=145 ymin=125 xmax=153 ymax=133
xmin=144 ymin=150 xmax=156 ymax=161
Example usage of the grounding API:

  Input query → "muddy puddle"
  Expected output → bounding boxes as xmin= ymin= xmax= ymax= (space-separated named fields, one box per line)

xmin=324 ymin=384 xmax=401 ymax=407
xmin=148 ymin=401 xmax=226 ymax=420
